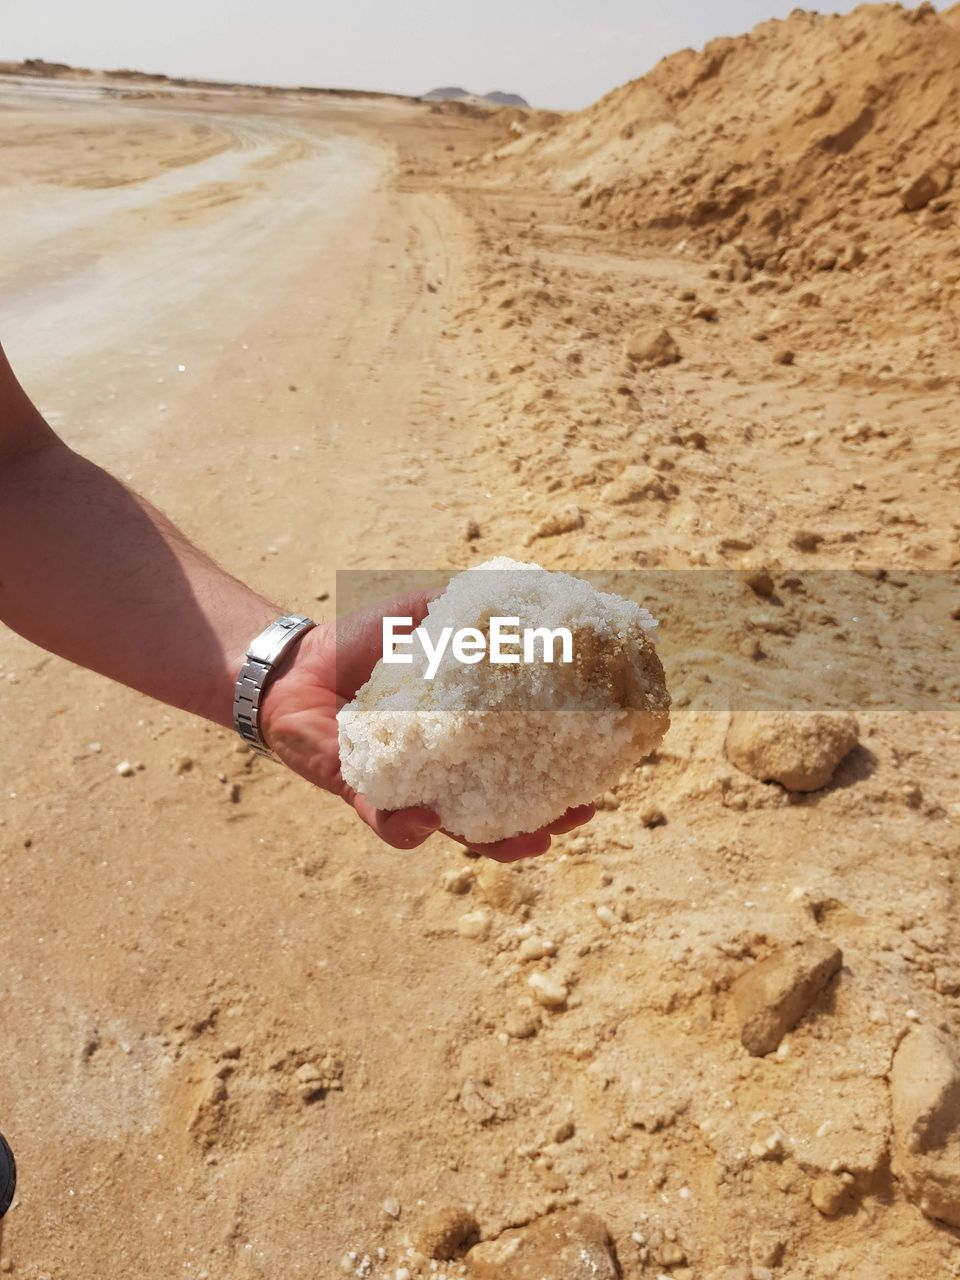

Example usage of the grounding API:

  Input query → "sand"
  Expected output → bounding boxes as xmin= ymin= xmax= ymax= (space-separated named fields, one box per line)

xmin=0 ymin=17 xmax=958 ymax=1276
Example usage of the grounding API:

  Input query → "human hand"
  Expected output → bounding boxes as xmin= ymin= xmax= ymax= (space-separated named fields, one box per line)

xmin=258 ymin=591 xmax=595 ymax=861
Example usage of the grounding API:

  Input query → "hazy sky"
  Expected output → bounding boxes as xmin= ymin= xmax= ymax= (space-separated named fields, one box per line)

xmin=2 ymin=1 xmax=937 ymax=110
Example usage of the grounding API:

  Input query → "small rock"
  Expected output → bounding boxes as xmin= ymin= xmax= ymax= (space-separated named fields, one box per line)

xmin=465 ymin=518 xmax=481 ymax=542
xmin=639 ymin=805 xmax=666 ymax=828
xmin=467 ymin=1211 xmax=618 ymax=1279
xmin=601 ymin=464 xmax=671 ymax=505
xmin=529 ymin=504 xmax=584 ymax=542
xmin=170 ymin=752 xmax=194 ymax=775
xmin=460 ymin=1079 xmax=511 ymax=1124
xmin=518 ymin=935 xmax=556 ymax=962
xmin=458 ymin=908 xmax=492 ymax=941
xmin=293 ymin=1054 xmax=343 ymax=1101
xmin=810 ymin=1173 xmax=851 ymax=1217
xmin=724 ymin=710 xmax=859 ymax=792
xmin=901 ymin=171 xmax=940 ymax=212
xmin=624 ymin=326 xmax=680 ymax=368
xmin=442 ymin=867 xmax=475 ymax=895
xmin=410 ymin=1206 xmax=479 ymax=1260
xmin=529 ymin=971 xmax=569 ymax=1009
xmin=116 ymin=760 xmax=135 ymax=777
xmin=658 ymin=1240 xmax=687 ymax=1267
xmin=731 ymin=938 xmax=842 ymax=1056
xmin=890 ymin=1025 xmax=960 ymax=1227
xmin=383 ymin=1197 xmax=401 ymax=1219
xmin=791 ymin=528 xmax=823 ymax=552
xmin=691 ymin=302 xmax=718 ymax=321
xmin=745 ymin=569 xmax=775 ymax=598
xmin=505 ymin=1007 xmax=539 ymax=1039
xmin=553 ymin=1118 xmax=576 ymax=1142
xmin=774 ymin=349 xmax=795 ymax=366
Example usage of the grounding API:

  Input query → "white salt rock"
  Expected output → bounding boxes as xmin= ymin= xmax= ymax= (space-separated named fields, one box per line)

xmin=337 ymin=558 xmax=670 ymax=843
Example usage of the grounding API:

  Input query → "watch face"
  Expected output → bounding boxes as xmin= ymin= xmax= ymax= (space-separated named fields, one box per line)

xmin=0 ymin=1133 xmax=15 ymax=1219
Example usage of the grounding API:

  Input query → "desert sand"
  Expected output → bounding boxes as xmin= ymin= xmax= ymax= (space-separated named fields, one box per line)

xmin=0 ymin=6 xmax=959 ymax=1276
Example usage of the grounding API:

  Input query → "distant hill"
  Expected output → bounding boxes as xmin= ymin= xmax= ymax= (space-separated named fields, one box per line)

xmin=482 ymin=90 xmax=529 ymax=107
xmin=423 ymin=86 xmax=529 ymax=107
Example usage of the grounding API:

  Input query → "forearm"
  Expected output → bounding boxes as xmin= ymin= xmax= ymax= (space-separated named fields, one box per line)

xmin=0 ymin=442 xmax=278 ymax=728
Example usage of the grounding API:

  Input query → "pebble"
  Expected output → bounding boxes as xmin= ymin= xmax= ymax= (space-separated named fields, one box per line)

xmin=115 ymin=760 xmax=135 ymax=777
xmin=639 ymin=805 xmax=666 ymax=828
xmin=518 ymin=936 xmax=556 ymax=961
xmin=458 ymin=909 xmax=492 ymax=940
xmin=725 ymin=710 xmax=859 ymax=792
xmin=505 ymin=1008 xmax=539 ymax=1039
xmin=383 ymin=1197 xmax=401 ymax=1219
xmin=596 ymin=905 xmax=619 ymax=927
xmin=443 ymin=868 xmax=475 ymax=895
xmin=624 ymin=326 xmax=680 ymax=368
xmin=732 ymin=938 xmax=842 ymax=1055
xmin=744 ymin=569 xmax=775 ymax=598
xmin=810 ymin=1173 xmax=850 ymax=1216
xmin=529 ymin=972 xmax=569 ymax=1009
xmin=410 ymin=1206 xmax=479 ymax=1260
xmin=528 ymin=503 xmax=584 ymax=543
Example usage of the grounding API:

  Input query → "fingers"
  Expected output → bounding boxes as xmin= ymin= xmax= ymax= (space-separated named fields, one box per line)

xmin=545 ymin=803 xmax=596 ymax=835
xmin=455 ymin=829 xmax=554 ymax=863
xmin=445 ymin=804 xmax=597 ymax=863
xmin=352 ymin=794 xmax=443 ymax=849
xmin=348 ymin=796 xmax=596 ymax=859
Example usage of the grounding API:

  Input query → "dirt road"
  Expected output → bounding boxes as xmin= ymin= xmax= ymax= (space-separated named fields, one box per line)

xmin=0 ymin=83 xmax=488 ymax=1277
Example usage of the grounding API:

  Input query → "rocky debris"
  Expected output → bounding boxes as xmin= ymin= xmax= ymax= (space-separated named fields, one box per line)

xmin=890 ymin=1025 xmax=960 ymax=1227
xmin=900 ymin=171 xmax=940 ymax=212
xmin=476 ymin=860 xmax=538 ymax=912
xmin=639 ymin=804 xmax=666 ymax=828
xmin=744 ymin=568 xmax=775 ymax=598
xmin=601 ymin=464 xmax=673 ymax=505
xmin=460 ymin=1078 xmax=512 ymax=1124
xmin=115 ymin=760 xmax=135 ymax=777
xmin=465 ymin=517 xmax=482 ymax=541
xmin=410 ymin=1206 xmax=479 ymax=1260
xmin=505 ymin=1006 xmax=540 ymax=1039
xmin=443 ymin=867 xmax=475 ymax=895
xmin=624 ymin=326 xmax=680 ymax=368
xmin=529 ymin=971 xmax=569 ymax=1009
xmin=731 ymin=938 xmax=842 ymax=1055
xmin=466 ymin=1211 xmax=619 ymax=1279
xmin=518 ymin=934 xmax=557 ymax=961
xmin=527 ymin=503 xmax=584 ymax=542
xmin=691 ymin=301 xmax=718 ymax=321
xmin=294 ymin=1054 xmax=344 ymax=1102
xmin=724 ymin=710 xmax=859 ymax=792
xmin=790 ymin=528 xmax=823 ymax=552
xmin=457 ymin=908 xmax=492 ymax=940
xmin=810 ymin=1173 xmax=854 ymax=1217
xmin=774 ymin=348 xmax=795 ymax=366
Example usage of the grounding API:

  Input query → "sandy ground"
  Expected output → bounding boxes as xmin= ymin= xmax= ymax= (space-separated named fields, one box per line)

xmin=0 ymin=74 xmax=958 ymax=1280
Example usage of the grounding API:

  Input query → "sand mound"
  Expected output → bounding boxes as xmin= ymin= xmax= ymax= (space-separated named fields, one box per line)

xmin=504 ymin=3 xmax=959 ymax=290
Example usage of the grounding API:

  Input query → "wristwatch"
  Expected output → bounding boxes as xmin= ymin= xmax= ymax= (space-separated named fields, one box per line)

xmin=233 ymin=614 xmax=316 ymax=759
xmin=0 ymin=1131 xmax=14 ymax=1219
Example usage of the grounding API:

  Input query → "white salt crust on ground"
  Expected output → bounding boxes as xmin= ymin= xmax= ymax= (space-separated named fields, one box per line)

xmin=337 ymin=558 xmax=671 ymax=842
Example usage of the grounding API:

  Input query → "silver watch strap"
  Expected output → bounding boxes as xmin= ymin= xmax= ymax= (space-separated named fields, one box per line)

xmin=234 ymin=614 xmax=316 ymax=758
